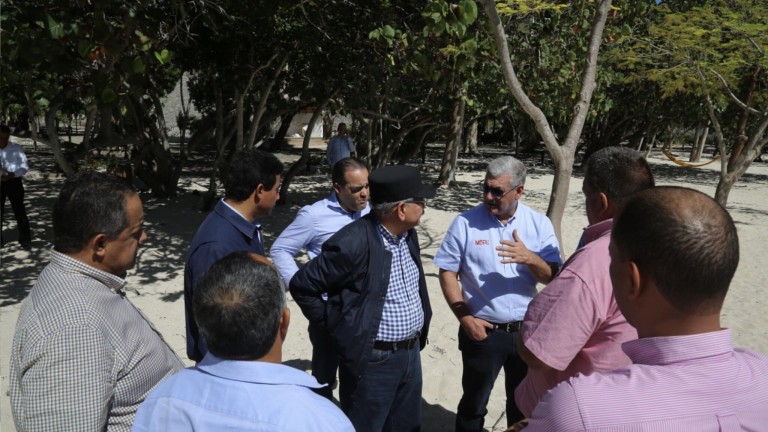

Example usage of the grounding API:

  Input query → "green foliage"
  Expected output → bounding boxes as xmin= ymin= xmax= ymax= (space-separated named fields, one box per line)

xmin=622 ymin=1 xmax=768 ymax=101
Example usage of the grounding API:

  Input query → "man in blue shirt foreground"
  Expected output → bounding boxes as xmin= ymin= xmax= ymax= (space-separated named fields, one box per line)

xmin=134 ymin=252 xmax=354 ymax=431
xmin=184 ymin=149 xmax=284 ymax=362
xmin=271 ymin=157 xmax=370 ymax=398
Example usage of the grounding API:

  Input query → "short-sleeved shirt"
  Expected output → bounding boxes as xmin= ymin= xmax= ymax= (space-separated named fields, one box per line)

xmin=434 ymin=203 xmax=562 ymax=322
xmin=514 ymin=218 xmax=636 ymax=417
xmin=184 ymin=199 xmax=263 ymax=361
xmin=10 ymin=251 xmax=184 ymax=432
xmin=326 ymin=135 xmax=355 ymax=167
xmin=270 ymin=192 xmax=369 ymax=287
xmin=526 ymin=330 xmax=768 ymax=431
xmin=0 ymin=141 xmax=29 ymax=177
xmin=133 ymin=354 xmax=354 ymax=431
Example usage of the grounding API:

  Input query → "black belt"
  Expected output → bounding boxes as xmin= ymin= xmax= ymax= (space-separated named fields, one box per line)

xmin=373 ymin=337 xmax=419 ymax=351
xmin=489 ymin=321 xmax=522 ymax=333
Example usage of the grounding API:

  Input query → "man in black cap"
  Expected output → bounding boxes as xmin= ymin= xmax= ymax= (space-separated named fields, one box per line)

xmin=291 ymin=165 xmax=435 ymax=432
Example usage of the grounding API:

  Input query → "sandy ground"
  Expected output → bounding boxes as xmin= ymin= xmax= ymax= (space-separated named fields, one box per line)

xmin=1 ymin=142 xmax=767 ymax=431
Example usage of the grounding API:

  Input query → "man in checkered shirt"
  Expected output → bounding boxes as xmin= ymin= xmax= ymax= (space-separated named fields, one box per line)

xmin=9 ymin=171 xmax=184 ymax=432
xmin=290 ymin=165 xmax=435 ymax=432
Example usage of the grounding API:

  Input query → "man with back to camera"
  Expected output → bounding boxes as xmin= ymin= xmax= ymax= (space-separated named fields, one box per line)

xmin=133 ymin=252 xmax=354 ymax=431
xmin=290 ymin=165 xmax=435 ymax=432
xmin=526 ymin=187 xmax=768 ymax=431
xmin=271 ymin=157 xmax=370 ymax=399
xmin=434 ymin=155 xmax=562 ymax=430
xmin=10 ymin=171 xmax=184 ymax=431
xmin=326 ymin=122 xmax=355 ymax=168
xmin=514 ymin=147 xmax=654 ymax=418
xmin=184 ymin=149 xmax=284 ymax=362
xmin=0 ymin=124 xmax=32 ymax=247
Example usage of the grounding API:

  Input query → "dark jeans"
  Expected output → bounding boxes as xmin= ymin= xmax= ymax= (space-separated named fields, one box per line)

xmin=455 ymin=325 xmax=527 ymax=431
xmin=0 ymin=177 xmax=31 ymax=244
xmin=308 ymin=322 xmax=339 ymax=400
xmin=339 ymin=344 xmax=422 ymax=432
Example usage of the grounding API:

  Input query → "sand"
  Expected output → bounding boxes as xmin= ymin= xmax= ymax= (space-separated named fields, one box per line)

xmin=1 ymin=142 xmax=767 ymax=431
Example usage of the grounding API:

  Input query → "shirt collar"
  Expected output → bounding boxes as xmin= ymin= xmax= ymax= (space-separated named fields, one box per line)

xmin=327 ymin=192 xmax=368 ymax=217
xmin=216 ymin=199 xmax=260 ymax=239
xmin=376 ymin=220 xmax=408 ymax=245
xmin=50 ymin=249 xmax=127 ymax=294
xmin=197 ymin=353 xmax=324 ymax=389
xmin=582 ymin=218 xmax=613 ymax=246
xmin=623 ymin=329 xmax=734 ymax=366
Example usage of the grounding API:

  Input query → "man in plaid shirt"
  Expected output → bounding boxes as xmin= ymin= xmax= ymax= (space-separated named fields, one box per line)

xmin=10 ymin=171 xmax=183 ymax=431
xmin=291 ymin=165 xmax=434 ymax=432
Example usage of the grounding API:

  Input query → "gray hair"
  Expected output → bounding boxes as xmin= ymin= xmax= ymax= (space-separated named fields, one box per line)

xmin=487 ymin=156 xmax=526 ymax=188
xmin=373 ymin=201 xmax=402 ymax=220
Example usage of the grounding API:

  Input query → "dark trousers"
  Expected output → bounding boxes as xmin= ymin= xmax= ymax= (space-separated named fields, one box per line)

xmin=0 ymin=177 xmax=31 ymax=244
xmin=308 ymin=322 xmax=339 ymax=400
xmin=455 ymin=325 xmax=527 ymax=431
xmin=339 ymin=344 xmax=422 ymax=432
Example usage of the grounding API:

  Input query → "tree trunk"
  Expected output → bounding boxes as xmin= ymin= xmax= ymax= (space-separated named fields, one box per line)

xmin=484 ymin=0 xmax=612 ymax=248
xmin=398 ymin=124 xmax=440 ymax=165
xmin=82 ymin=103 xmax=98 ymax=153
xmin=727 ymin=66 xmax=761 ymax=172
xmin=235 ymin=88 xmax=245 ymax=151
xmin=246 ymin=52 xmax=291 ymax=149
xmin=546 ymin=147 xmax=573 ymax=248
xmin=366 ymin=119 xmax=374 ymax=166
xmin=25 ymin=84 xmax=74 ymax=175
xmin=436 ymin=83 xmax=465 ymax=187
xmin=465 ymin=118 xmax=478 ymax=154
xmin=279 ymin=92 xmax=335 ymax=204
xmin=202 ymin=84 xmax=228 ymax=210
xmin=43 ymin=102 xmax=75 ymax=176
xmin=690 ymin=124 xmax=708 ymax=162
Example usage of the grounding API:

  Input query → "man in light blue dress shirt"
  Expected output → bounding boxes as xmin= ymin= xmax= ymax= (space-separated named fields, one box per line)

xmin=134 ymin=252 xmax=354 ymax=431
xmin=272 ymin=157 xmax=370 ymax=398
xmin=434 ymin=156 xmax=562 ymax=431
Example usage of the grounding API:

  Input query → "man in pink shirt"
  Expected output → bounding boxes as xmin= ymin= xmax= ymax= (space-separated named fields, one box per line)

xmin=526 ymin=187 xmax=768 ymax=431
xmin=514 ymin=147 xmax=654 ymax=417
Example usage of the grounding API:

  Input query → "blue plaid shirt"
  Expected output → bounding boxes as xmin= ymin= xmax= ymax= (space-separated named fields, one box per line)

xmin=375 ymin=223 xmax=424 ymax=342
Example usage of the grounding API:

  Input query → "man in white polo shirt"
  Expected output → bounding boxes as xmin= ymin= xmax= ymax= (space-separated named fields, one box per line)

xmin=434 ymin=155 xmax=561 ymax=431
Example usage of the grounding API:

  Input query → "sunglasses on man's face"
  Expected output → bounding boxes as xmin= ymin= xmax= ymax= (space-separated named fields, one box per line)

xmin=481 ymin=182 xmax=515 ymax=198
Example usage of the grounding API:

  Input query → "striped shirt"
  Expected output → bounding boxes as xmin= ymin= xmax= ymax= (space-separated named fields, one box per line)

xmin=375 ymin=222 xmax=424 ymax=342
xmin=526 ymin=330 xmax=768 ymax=431
xmin=10 ymin=250 xmax=184 ymax=432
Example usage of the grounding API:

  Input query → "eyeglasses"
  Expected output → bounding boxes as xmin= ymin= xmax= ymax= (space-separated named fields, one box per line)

xmin=481 ymin=182 xmax=515 ymax=198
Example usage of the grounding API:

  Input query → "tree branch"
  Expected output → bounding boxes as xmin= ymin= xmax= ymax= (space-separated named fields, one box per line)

xmin=706 ymin=67 xmax=761 ymax=115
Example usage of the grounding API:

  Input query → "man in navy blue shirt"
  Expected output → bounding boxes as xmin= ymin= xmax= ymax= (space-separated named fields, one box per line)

xmin=184 ymin=149 xmax=283 ymax=362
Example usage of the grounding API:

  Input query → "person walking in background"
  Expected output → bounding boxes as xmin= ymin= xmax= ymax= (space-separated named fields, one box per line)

xmin=434 ymin=156 xmax=562 ymax=431
xmin=271 ymin=157 xmax=370 ymax=399
xmin=10 ymin=171 xmax=183 ymax=431
xmin=526 ymin=187 xmax=768 ymax=430
xmin=514 ymin=147 xmax=654 ymax=418
xmin=184 ymin=149 xmax=284 ymax=362
xmin=134 ymin=252 xmax=354 ymax=431
xmin=326 ymin=123 xmax=355 ymax=167
xmin=0 ymin=124 xmax=32 ymax=247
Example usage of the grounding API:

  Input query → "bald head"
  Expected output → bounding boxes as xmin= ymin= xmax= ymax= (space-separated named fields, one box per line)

xmin=612 ymin=187 xmax=739 ymax=315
